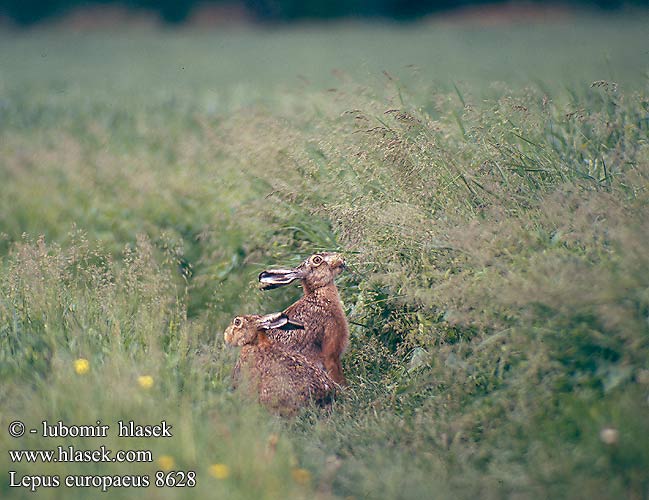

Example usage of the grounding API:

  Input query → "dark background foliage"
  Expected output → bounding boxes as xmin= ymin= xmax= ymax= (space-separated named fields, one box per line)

xmin=0 ymin=0 xmax=643 ymax=25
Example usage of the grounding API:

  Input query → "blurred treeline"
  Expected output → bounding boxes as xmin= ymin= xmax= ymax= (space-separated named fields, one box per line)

xmin=0 ymin=0 xmax=643 ymax=24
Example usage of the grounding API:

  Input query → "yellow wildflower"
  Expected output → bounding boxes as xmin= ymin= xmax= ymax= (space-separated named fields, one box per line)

xmin=209 ymin=463 xmax=230 ymax=480
xmin=157 ymin=455 xmax=175 ymax=471
xmin=137 ymin=375 xmax=154 ymax=389
xmin=291 ymin=468 xmax=311 ymax=485
xmin=73 ymin=358 xmax=90 ymax=375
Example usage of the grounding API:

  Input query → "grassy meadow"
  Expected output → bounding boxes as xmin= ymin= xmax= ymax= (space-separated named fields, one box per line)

xmin=1 ymin=12 xmax=649 ymax=499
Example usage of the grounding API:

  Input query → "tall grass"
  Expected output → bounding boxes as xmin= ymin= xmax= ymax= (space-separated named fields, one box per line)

xmin=1 ymin=17 xmax=649 ymax=499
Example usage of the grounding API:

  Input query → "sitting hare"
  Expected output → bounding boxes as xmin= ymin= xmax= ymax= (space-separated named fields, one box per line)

xmin=258 ymin=252 xmax=349 ymax=385
xmin=224 ymin=313 xmax=335 ymax=416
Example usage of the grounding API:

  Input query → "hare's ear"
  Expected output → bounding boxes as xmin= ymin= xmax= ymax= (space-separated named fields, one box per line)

xmin=256 ymin=313 xmax=304 ymax=330
xmin=258 ymin=269 xmax=303 ymax=290
xmin=280 ymin=315 xmax=304 ymax=331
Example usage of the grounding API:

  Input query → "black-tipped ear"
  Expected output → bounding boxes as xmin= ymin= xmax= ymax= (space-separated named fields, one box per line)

xmin=256 ymin=312 xmax=286 ymax=330
xmin=279 ymin=316 xmax=304 ymax=331
xmin=256 ymin=313 xmax=304 ymax=331
xmin=258 ymin=269 xmax=302 ymax=290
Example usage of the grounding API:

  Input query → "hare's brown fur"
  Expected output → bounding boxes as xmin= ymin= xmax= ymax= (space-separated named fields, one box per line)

xmin=259 ymin=252 xmax=349 ymax=385
xmin=224 ymin=314 xmax=335 ymax=416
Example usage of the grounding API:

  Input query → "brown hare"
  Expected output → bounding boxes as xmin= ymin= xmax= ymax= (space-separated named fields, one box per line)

xmin=224 ymin=313 xmax=335 ymax=416
xmin=258 ymin=252 xmax=349 ymax=385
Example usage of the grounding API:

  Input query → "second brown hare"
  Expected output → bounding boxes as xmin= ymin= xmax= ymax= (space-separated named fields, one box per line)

xmin=224 ymin=313 xmax=335 ymax=416
xmin=258 ymin=252 xmax=349 ymax=385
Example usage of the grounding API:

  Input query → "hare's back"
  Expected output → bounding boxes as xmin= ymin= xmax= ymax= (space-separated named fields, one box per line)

xmin=261 ymin=348 xmax=333 ymax=405
xmin=265 ymin=325 xmax=320 ymax=358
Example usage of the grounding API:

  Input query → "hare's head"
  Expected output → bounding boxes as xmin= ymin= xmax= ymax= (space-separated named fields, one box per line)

xmin=224 ymin=313 xmax=304 ymax=346
xmin=259 ymin=252 xmax=345 ymax=293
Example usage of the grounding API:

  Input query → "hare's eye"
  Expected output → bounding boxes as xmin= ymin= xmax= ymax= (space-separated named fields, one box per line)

xmin=233 ymin=317 xmax=243 ymax=328
xmin=312 ymin=255 xmax=323 ymax=266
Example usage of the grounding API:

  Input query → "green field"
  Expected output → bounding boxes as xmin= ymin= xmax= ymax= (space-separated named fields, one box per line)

xmin=1 ymin=13 xmax=649 ymax=499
